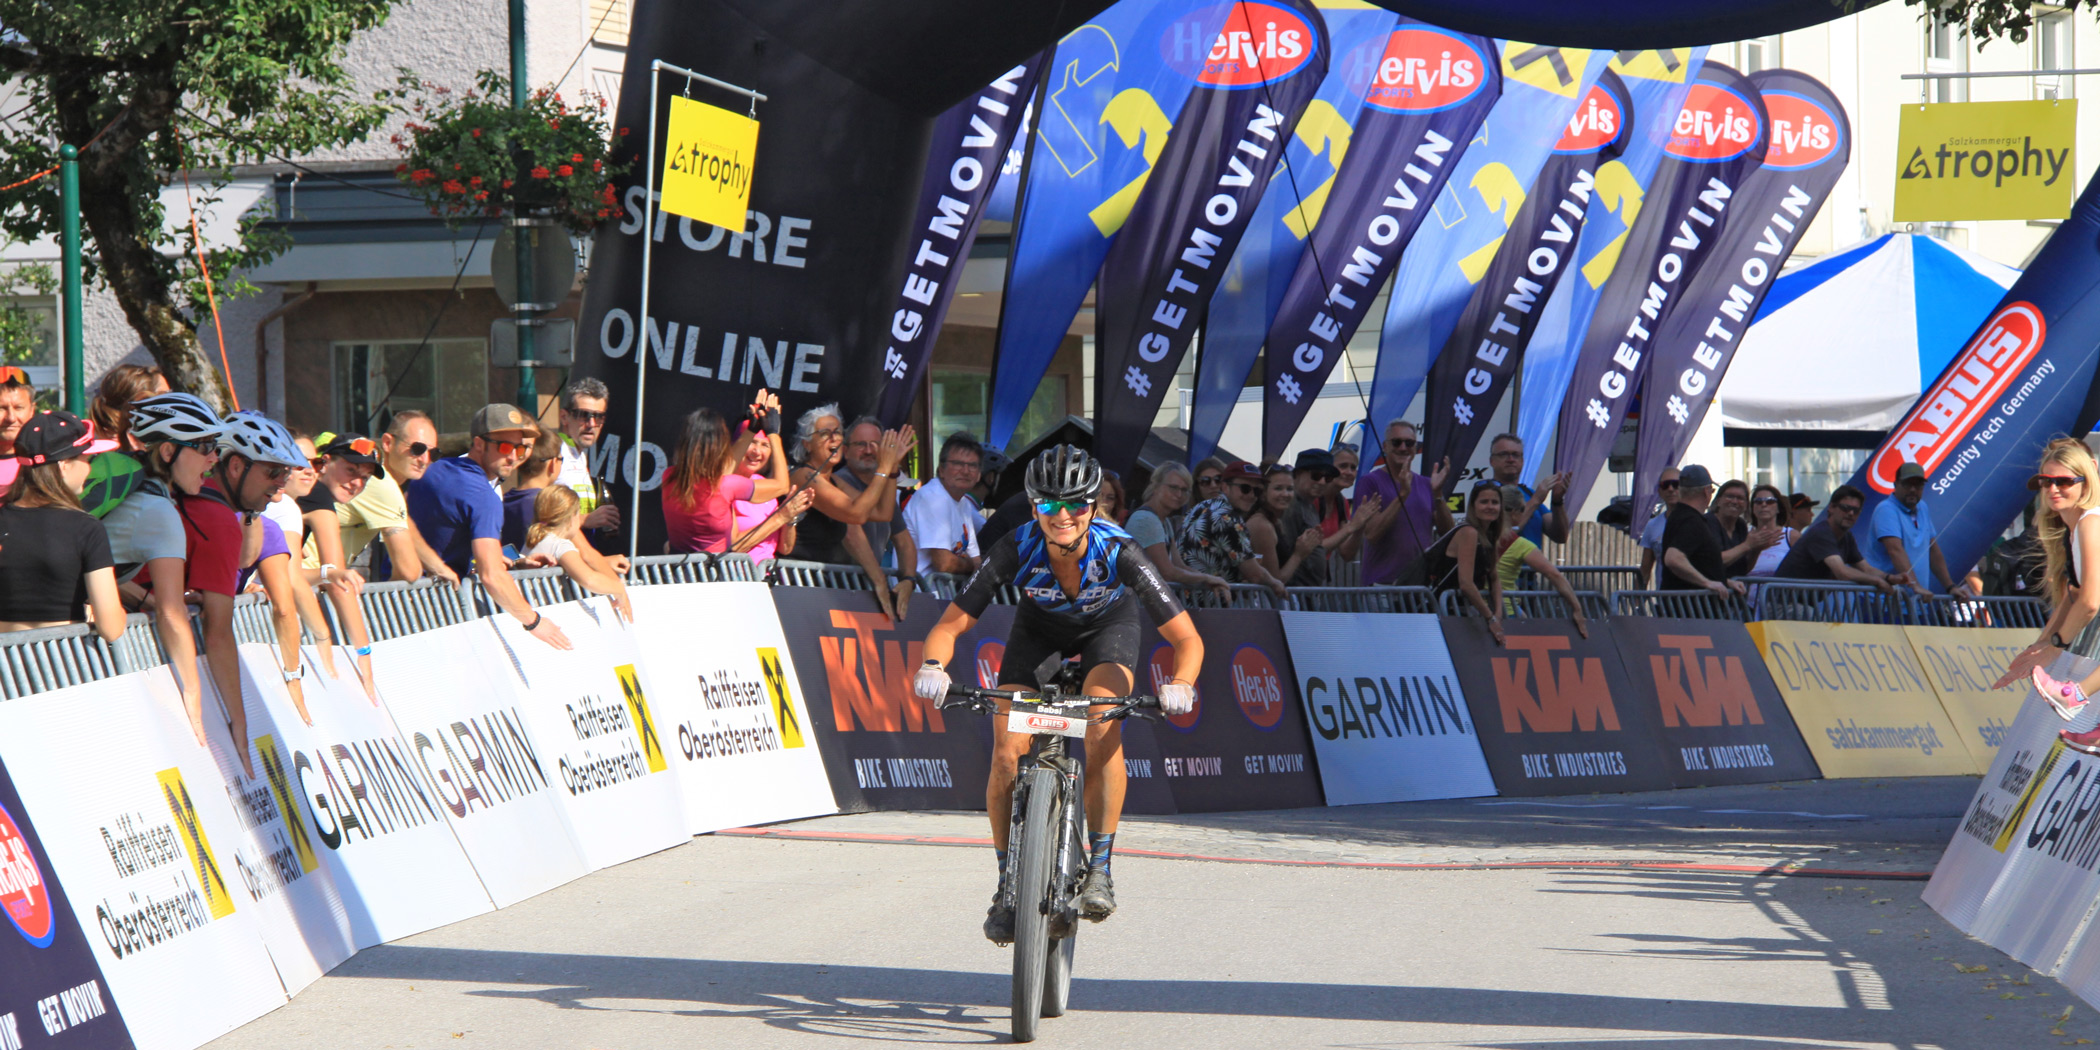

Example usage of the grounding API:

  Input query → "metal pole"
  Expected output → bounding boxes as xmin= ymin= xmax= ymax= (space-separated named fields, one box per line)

xmin=59 ymin=144 xmax=83 ymax=415
xmin=629 ymin=65 xmax=662 ymax=563
xmin=509 ymin=0 xmax=538 ymax=414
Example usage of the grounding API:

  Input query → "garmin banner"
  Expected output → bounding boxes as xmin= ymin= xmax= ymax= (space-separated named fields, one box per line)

xmin=1631 ymin=69 xmax=1850 ymax=534
xmin=1259 ymin=20 xmax=1501 ymax=460
xmin=1421 ymin=69 xmax=1633 ymax=482
xmin=872 ymin=58 xmax=1043 ymax=428
xmin=1092 ymin=0 xmax=1331 ymax=473
xmin=1368 ymin=46 xmax=1609 ymax=437
xmin=1842 ymin=164 xmax=2100 ymax=579
xmin=1553 ymin=61 xmax=1769 ymax=515
xmin=1513 ymin=49 xmax=1706 ymax=479
xmin=1185 ymin=3 xmax=1397 ymax=466
xmin=986 ymin=0 xmax=1232 ymax=447
xmin=0 ymin=754 xmax=135 ymax=1050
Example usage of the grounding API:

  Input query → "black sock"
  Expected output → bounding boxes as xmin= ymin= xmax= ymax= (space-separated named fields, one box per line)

xmin=1088 ymin=832 xmax=1114 ymax=873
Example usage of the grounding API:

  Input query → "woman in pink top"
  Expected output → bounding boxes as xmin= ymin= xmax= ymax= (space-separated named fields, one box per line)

xmin=661 ymin=390 xmax=790 ymax=553
xmin=729 ymin=432 xmax=814 ymax=560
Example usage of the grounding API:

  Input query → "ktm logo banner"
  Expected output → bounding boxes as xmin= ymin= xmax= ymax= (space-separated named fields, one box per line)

xmin=1747 ymin=621 xmax=1979 ymax=777
xmin=1606 ymin=618 xmax=1820 ymax=786
xmin=1895 ymin=100 xmax=2076 ymax=221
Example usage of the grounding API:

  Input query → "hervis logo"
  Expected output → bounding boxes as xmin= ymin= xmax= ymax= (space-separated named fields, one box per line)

xmin=1648 ymin=635 xmax=1763 ymax=728
xmin=1362 ymin=28 xmax=1490 ymax=114
xmin=614 ymin=664 xmax=671 ymax=771
xmin=755 ymin=648 xmax=806 ymax=749
xmin=819 ymin=610 xmax=946 ymax=733
xmin=973 ymin=638 xmax=1006 ymax=690
xmin=1148 ymin=643 xmax=1201 ymax=732
xmin=1870 ymin=300 xmax=2046 ymax=493
xmin=157 ymin=768 xmax=235 ymax=920
xmin=253 ymin=736 xmax=318 ymax=874
xmin=1554 ymin=81 xmax=1625 ymax=154
xmin=0 ymin=798 xmax=54 ymax=947
xmin=1762 ymin=90 xmax=1843 ymax=170
xmin=1231 ymin=645 xmax=1285 ymax=730
xmin=1492 ymin=635 xmax=1620 ymax=733
xmin=1189 ymin=2 xmax=1316 ymax=89
xmin=1665 ymin=82 xmax=1762 ymax=162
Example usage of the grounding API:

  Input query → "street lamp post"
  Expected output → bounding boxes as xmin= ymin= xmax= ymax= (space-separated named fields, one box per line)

xmin=59 ymin=144 xmax=83 ymax=415
xmin=508 ymin=0 xmax=538 ymax=415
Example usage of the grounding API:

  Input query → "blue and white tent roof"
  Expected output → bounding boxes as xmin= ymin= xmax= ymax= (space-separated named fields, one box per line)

xmin=1720 ymin=233 xmax=2021 ymax=436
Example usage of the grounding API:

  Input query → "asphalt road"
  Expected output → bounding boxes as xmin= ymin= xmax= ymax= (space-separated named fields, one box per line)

xmin=206 ymin=777 xmax=2094 ymax=1050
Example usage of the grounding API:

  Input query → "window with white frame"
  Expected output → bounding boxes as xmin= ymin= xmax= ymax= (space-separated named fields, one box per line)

xmin=1926 ymin=14 xmax=1969 ymax=103
xmin=2037 ymin=9 xmax=2074 ymax=100
xmin=333 ymin=339 xmax=488 ymax=437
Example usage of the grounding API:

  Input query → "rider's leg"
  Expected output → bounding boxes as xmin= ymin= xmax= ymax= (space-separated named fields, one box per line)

xmin=1082 ymin=662 xmax=1134 ymax=837
xmin=986 ymin=692 xmax=1035 ymax=851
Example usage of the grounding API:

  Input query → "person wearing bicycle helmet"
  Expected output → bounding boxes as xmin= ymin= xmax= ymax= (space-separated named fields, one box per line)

xmin=912 ymin=443 xmax=1203 ymax=944
xmin=220 ymin=411 xmax=327 ymax=726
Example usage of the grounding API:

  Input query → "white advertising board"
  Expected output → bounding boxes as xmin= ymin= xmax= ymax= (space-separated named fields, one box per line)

xmin=629 ymin=583 xmax=838 ymax=832
xmin=1278 ymin=612 xmax=1499 ymax=806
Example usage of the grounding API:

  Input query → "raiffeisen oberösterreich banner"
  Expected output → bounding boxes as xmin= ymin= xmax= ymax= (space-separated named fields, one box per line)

xmin=1258 ymin=19 xmax=1501 ymax=460
xmin=1185 ymin=1 xmax=1397 ymax=465
xmin=1554 ymin=61 xmax=1769 ymax=517
xmin=1513 ymin=48 xmax=1706 ymax=479
xmin=871 ymin=57 xmax=1043 ymax=428
xmin=1367 ymin=45 xmax=1609 ymax=444
xmin=1092 ymin=0 xmax=1331 ymax=473
xmin=1841 ymin=161 xmax=2100 ymax=578
xmin=985 ymin=0 xmax=1233 ymax=447
xmin=1420 ymin=68 xmax=1632 ymax=481
xmin=1629 ymin=68 xmax=1849 ymax=534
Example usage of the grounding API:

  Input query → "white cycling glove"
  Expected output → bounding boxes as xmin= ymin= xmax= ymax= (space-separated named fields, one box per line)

xmin=913 ymin=661 xmax=951 ymax=702
xmin=1159 ymin=681 xmax=1196 ymax=716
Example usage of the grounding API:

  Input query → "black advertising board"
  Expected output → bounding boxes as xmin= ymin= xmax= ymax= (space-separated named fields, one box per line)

xmin=1141 ymin=609 xmax=1326 ymax=812
xmin=1440 ymin=617 xmax=1676 ymax=796
xmin=0 ymin=756 xmax=136 ymax=1049
xmin=1608 ymin=617 xmax=1822 ymax=787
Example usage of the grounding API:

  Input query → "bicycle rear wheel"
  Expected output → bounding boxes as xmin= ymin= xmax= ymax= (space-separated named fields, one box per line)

xmin=1009 ymin=768 xmax=1059 ymax=1042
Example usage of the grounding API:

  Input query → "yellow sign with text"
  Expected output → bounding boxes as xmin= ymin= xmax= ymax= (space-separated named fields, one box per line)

xmin=1900 ymin=625 xmax=2031 ymax=771
xmin=661 ymin=95 xmax=759 ymax=232
xmin=1894 ymin=99 xmax=2075 ymax=221
xmin=1747 ymin=621 xmax=1978 ymax=777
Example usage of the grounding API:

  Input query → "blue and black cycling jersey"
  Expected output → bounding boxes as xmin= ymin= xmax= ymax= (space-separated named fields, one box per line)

xmin=953 ymin=519 xmax=1184 ymax=628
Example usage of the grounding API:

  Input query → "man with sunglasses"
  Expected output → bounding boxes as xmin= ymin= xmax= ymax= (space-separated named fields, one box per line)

xmin=557 ymin=379 xmax=621 ymax=553
xmin=0 ymin=366 xmax=37 ymax=498
xmin=352 ymin=410 xmax=458 ymax=584
xmin=1776 ymin=484 xmax=1907 ymax=594
xmin=1177 ymin=461 xmax=1293 ymax=600
xmin=1862 ymin=461 xmax=1971 ymax=598
xmin=407 ymin=403 xmax=572 ymax=649
xmin=1353 ymin=420 xmax=1452 ymax=586
xmin=912 ymin=444 xmax=1200 ymax=942
xmin=1636 ymin=468 xmax=1681 ymax=589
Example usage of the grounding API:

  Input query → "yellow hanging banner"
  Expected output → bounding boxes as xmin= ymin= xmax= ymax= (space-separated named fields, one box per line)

xmin=661 ymin=95 xmax=759 ymax=232
xmin=1894 ymin=99 xmax=2076 ymax=221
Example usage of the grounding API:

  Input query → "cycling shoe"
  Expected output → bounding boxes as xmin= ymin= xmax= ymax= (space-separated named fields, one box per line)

xmin=984 ymin=892 xmax=1015 ymax=945
xmin=1078 ymin=867 xmax=1116 ymax=921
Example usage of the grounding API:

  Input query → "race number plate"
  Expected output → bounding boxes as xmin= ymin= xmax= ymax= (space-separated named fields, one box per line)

xmin=1007 ymin=702 xmax=1088 ymax=738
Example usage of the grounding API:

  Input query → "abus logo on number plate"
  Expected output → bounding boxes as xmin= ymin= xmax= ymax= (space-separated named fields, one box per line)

xmin=1232 ymin=646 xmax=1285 ymax=730
xmin=1362 ymin=28 xmax=1489 ymax=113
xmin=1871 ymin=301 xmax=2046 ymax=493
xmin=0 ymin=799 xmax=54 ymax=947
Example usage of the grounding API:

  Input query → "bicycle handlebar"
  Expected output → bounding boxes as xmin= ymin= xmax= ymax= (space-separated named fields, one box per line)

xmin=938 ymin=685 xmax=1163 ymax=723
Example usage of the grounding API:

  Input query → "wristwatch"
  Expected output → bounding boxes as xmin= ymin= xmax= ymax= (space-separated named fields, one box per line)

xmin=2054 ymin=631 xmax=2071 ymax=648
xmin=281 ymin=665 xmax=303 ymax=683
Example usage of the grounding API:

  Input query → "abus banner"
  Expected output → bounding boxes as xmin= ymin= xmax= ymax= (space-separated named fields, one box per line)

xmin=1630 ymin=69 xmax=1849 ymax=532
xmin=1440 ymin=617 xmax=1675 ymax=796
xmin=1279 ymin=611 xmax=1496 ymax=805
xmin=628 ymin=583 xmax=837 ymax=832
xmin=1259 ymin=19 xmax=1501 ymax=459
xmin=1146 ymin=609 xmax=1324 ymax=811
xmin=0 ymin=754 xmax=135 ymax=1050
xmin=1421 ymin=68 xmax=1633 ymax=481
xmin=1092 ymin=0 xmax=1330 ymax=473
xmin=1555 ymin=61 xmax=1769 ymax=516
xmin=1746 ymin=621 xmax=1978 ymax=777
xmin=1607 ymin=618 xmax=1819 ymax=787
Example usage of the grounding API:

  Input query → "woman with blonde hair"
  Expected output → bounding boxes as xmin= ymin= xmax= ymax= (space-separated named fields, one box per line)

xmin=2001 ymin=438 xmax=2100 ymax=752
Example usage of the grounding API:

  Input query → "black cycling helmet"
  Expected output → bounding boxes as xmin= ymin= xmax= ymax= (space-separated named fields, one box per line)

xmin=1024 ymin=443 xmax=1101 ymax=505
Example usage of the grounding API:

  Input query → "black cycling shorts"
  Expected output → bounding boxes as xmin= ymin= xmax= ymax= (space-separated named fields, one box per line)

xmin=996 ymin=598 xmax=1140 ymax=688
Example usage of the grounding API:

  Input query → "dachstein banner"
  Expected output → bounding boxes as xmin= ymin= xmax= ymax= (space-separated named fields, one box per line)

xmin=986 ymin=0 xmax=1232 ymax=447
xmin=1902 ymin=625 xmax=2031 ymax=771
xmin=1746 ymin=621 xmax=1977 ymax=777
xmin=1555 ymin=61 xmax=1769 ymax=516
xmin=1842 ymin=164 xmax=2100 ymax=579
xmin=1092 ymin=0 xmax=1331 ymax=473
xmin=1514 ymin=48 xmax=1707 ymax=478
xmin=872 ymin=58 xmax=1043 ymax=428
xmin=1629 ymin=69 xmax=1849 ymax=533
xmin=1368 ymin=45 xmax=1609 ymax=437
xmin=1185 ymin=3 xmax=1397 ymax=465
xmin=1259 ymin=20 xmax=1501 ymax=460
xmin=1607 ymin=618 xmax=1820 ymax=786
xmin=0 ymin=754 xmax=135 ymax=1050
xmin=1422 ymin=69 xmax=1633 ymax=481
xmin=1280 ymin=612 xmax=1496 ymax=805
xmin=627 ymin=583 xmax=838 ymax=832
xmin=1894 ymin=100 xmax=2077 ymax=222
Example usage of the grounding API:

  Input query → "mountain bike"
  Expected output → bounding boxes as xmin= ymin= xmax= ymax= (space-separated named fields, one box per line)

xmin=940 ymin=675 xmax=1159 ymax=1043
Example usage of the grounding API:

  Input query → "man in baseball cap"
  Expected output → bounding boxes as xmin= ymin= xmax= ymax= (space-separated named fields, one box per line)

xmin=1863 ymin=461 xmax=1968 ymax=596
xmin=406 ymin=403 xmax=570 ymax=650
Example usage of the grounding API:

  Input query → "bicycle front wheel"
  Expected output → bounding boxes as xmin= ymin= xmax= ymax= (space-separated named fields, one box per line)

xmin=1041 ymin=797 xmax=1084 ymax=1017
xmin=1009 ymin=767 xmax=1059 ymax=1042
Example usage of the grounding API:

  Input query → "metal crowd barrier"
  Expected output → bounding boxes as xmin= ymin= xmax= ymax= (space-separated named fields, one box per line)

xmin=1524 ymin=564 xmax=1640 ymax=597
xmin=510 ymin=566 xmax=579 ymax=608
xmin=628 ymin=552 xmax=762 ymax=585
xmin=1612 ymin=589 xmax=1750 ymax=622
xmin=766 ymin=558 xmax=879 ymax=591
xmin=1909 ymin=594 xmax=2050 ymax=630
xmin=1174 ymin=583 xmax=1278 ymax=610
xmin=1751 ymin=579 xmax=1913 ymax=625
xmin=0 ymin=621 xmax=130 ymax=700
xmin=1283 ymin=586 xmax=1437 ymax=614
xmin=358 ymin=578 xmax=476 ymax=641
xmin=1441 ymin=588 xmax=1609 ymax=620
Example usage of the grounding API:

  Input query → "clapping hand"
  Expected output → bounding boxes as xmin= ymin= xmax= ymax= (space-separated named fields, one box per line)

xmin=1428 ymin=456 xmax=1452 ymax=491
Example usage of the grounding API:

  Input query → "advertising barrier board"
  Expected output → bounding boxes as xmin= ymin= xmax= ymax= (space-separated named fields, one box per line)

xmin=1607 ymin=618 xmax=1820 ymax=787
xmin=0 ymin=671 xmax=287 ymax=1050
xmin=369 ymin=621 xmax=591 ymax=906
xmin=1144 ymin=609 xmax=1324 ymax=812
xmin=1747 ymin=621 xmax=1978 ymax=777
xmin=1278 ymin=612 xmax=1496 ymax=805
xmin=478 ymin=598 xmax=690 ymax=869
xmin=628 ymin=583 xmax=837 ymax=832
xmin=0 ymin=752 xmax=135 ymax=1050
xmin=1441 ymin=617 xmax=1676 ymax=796
xmin=1902 ymin=625 xmax=2031 ymax=770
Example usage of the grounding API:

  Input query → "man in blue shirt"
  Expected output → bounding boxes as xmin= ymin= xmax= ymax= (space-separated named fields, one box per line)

xmin=1487 ymin=434 xmax=1569 ymax=547
xmin=1863 ymin=461 xmax=1971 ymax=597
xmin=408 ymin=403 xmax=572 ymax=649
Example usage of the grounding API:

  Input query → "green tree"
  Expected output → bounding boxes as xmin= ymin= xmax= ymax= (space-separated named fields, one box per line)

xmin=0 ymin=0 xmax=398 ymax=410
xmin=1900 ymin=0 xmax=2082 ymax=43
